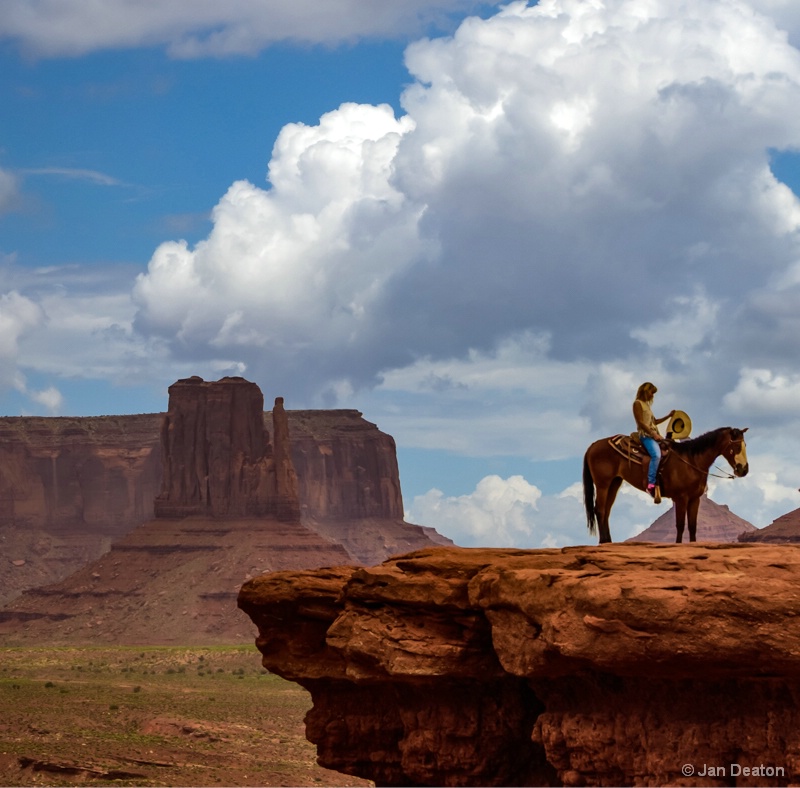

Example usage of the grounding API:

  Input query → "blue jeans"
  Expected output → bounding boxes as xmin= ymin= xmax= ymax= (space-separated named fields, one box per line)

xmin=640 ymin=435 xmax=661 ymax=486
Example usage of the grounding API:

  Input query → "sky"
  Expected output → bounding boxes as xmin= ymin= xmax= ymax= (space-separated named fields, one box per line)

xmin=3 ymin=0 xmax=800 ymax=549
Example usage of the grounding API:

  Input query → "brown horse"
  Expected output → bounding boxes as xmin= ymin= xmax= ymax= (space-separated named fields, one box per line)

xmin=583 ymin=427 xmax=749 ymax=543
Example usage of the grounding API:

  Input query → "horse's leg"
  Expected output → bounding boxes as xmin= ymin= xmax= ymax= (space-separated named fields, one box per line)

xmin=594 ymin=484 xmax=611 ymax=544
xmin=600 ymin=476 xmax=622 ymax=543
xmin=595 ymin=477 xmax=622 ymax=544
xmin=687 ymin=496 xmax=701 ymax=542
xmin=674 ymin=497 xmax=687 ymax=543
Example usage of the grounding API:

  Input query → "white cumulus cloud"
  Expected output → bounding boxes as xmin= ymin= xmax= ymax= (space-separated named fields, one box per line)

xmin=27 ymin=385 xmax=63 ymax=413
xmin=131 ymin=0 xmax=800 ymax=418
xmin=133 ymin=102 xmax=426 ymax=396
xmin=406 ymin=473 xmax=657 ymax=548
xmin=407 ymin=474 xmax=545 ymax=547
xmin=0 ymin=290 xmax=64 ymax=412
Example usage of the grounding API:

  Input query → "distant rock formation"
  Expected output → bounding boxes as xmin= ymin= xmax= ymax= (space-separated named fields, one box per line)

xmin=0 ymin=376 xmax=341 ymax=642
xmin=239 ymin=543 xmax=800 ymax=787
xmin=0 ymin=414 xmax=162 ymax=605
xmin=0 ymin=413 xmax=162 ymax=535
xmin=155 ymin=376 xmax=300 ymax=521
xmin=0 ymin=377 xmax=451 ymax=641
xmin=626 ymin=494 xmax=756 ymax=542
xmin=287 ymin=408 xmax=450 ymax=564
xmin=740 ymin=506 xmax=800 ymax=543
xmin=271 ymin=396 xmax=301 ymax=521
xmin=289 ymin=408 xmax=403 ymax=520
xmin=0 ymin=381 xmax=450 ymax=606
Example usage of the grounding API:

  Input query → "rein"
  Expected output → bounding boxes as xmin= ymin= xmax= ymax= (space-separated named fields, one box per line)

xmin=669 ymin=439 xmax=740 ymax=480
xmin=708 ymin=464 xmax=736 ymax=480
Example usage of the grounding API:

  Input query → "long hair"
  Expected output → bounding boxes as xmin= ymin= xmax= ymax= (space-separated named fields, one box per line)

xmin=635 ymin=382 xmax=657 ymax=402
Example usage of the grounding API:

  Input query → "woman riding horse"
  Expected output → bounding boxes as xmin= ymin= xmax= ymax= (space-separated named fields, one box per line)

xmin=584 ymin=425 xmax=749 ymax=544
xmin=632 ymin=382 xmax=674 ymax=499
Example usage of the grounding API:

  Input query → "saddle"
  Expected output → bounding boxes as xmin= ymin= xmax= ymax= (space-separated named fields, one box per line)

xmin=608 ymin=433 xmax=672 ymax=466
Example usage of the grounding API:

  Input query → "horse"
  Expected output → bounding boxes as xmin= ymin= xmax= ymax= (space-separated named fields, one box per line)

xmin=583 ymin=427 xmax=749 ymax=543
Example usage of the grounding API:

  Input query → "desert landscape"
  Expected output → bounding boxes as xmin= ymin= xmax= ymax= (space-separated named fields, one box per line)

xmin=0 ymin=645 xmax=368 ymax=787
xmin=3 ymin=375 xmax=800 ymax=786
xmin=0 ymin=375 xmax=448 ymax=786
xmin=9 ymin=2 xmax=800 ymax=784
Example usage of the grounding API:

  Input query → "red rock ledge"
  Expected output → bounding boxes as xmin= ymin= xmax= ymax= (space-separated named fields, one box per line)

xmin=238 ymin=543 xmax=800 ymax=787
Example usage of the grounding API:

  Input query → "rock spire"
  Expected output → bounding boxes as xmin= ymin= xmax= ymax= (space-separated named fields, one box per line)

xmin=154 ymin=376 xmax=300 ymax=520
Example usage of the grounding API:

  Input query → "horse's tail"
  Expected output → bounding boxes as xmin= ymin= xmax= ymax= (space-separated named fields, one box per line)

xmin=583 ymin=451 xmax=597 ymax=536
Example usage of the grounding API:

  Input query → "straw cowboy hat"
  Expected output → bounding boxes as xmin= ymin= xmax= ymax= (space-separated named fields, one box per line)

xmin=666 ymin=410 xmax=692 ymax=440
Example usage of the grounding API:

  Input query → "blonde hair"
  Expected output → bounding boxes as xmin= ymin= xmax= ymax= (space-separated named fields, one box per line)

xmin=636 ymin=382 xmax=657 ymax=401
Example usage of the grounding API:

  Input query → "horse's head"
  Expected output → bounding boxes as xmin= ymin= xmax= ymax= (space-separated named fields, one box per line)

xmin=722 ymin=427 xmax=749 ymax=477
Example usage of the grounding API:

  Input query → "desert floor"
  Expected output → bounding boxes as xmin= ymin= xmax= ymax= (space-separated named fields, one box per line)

xmin=0 ymin=645 xmax=371 ymax=787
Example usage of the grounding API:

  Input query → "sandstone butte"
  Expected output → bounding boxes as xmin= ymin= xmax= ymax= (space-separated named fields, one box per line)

xmin=627 ymin=494 xmax=757 ymax=543
xmin=740 ymin=507 xmax=800 ymax=543
xmin=0 ymin=376 xmax=450 ymax=642
xmin=239 ymin=542 xmax=800 ymax=787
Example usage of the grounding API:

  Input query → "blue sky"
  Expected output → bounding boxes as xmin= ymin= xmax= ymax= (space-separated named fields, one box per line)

xmin=3 ymin=0 xmax=800 ymax=548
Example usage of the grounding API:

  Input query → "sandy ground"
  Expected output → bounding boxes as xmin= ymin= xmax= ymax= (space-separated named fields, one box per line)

xmin=0 ymin=645 xmax=371 ymax=787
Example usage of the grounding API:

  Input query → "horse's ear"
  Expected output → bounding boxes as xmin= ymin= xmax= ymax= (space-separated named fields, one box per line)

xmin=742 ymin=427 xmax=749 ymax=433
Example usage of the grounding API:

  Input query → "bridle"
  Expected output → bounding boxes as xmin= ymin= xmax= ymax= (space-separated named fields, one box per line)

xmin=668 ymin=435 xmax=745 ymax=480
xmin=715 ymin=437 xmax=747 ymax=479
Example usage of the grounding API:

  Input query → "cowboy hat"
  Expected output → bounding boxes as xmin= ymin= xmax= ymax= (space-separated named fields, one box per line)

xmin=667 ymin=410 xmax=692 ymax=440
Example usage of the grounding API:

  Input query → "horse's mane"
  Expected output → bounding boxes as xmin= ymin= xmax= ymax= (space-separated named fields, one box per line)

xmin=671 ymin=427 xmax=735 ymax=458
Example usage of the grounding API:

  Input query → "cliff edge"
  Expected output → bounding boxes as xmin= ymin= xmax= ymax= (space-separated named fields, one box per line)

xmin=239 ymin=543 xmax=800 ymax=787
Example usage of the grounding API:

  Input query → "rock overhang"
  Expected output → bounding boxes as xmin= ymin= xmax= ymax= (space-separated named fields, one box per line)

xmin=239 ymin=543 xmax=800 ymax=786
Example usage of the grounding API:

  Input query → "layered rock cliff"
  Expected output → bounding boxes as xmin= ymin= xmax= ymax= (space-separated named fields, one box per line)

xmin=1 ymin=380 xmax=449 ymax=605
xmin=239 ymin=543 xmax=800 ymax=787
xmin=1 ymin=377 xmax=450 ymax=642
xmin=0 ymin=414 xmax=162 ymax=605
xmin=0 ymin=375 xmax=348 ymax=642
xmin=0 ymin=413 xmax=162 ymax=535
xmin=287 ymin=408 xmax=451 ymax=564
xmin=739 ymin=507 xmax=800 ymax=543
xmin=155 ymin=377 xmax=300 ymax=521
